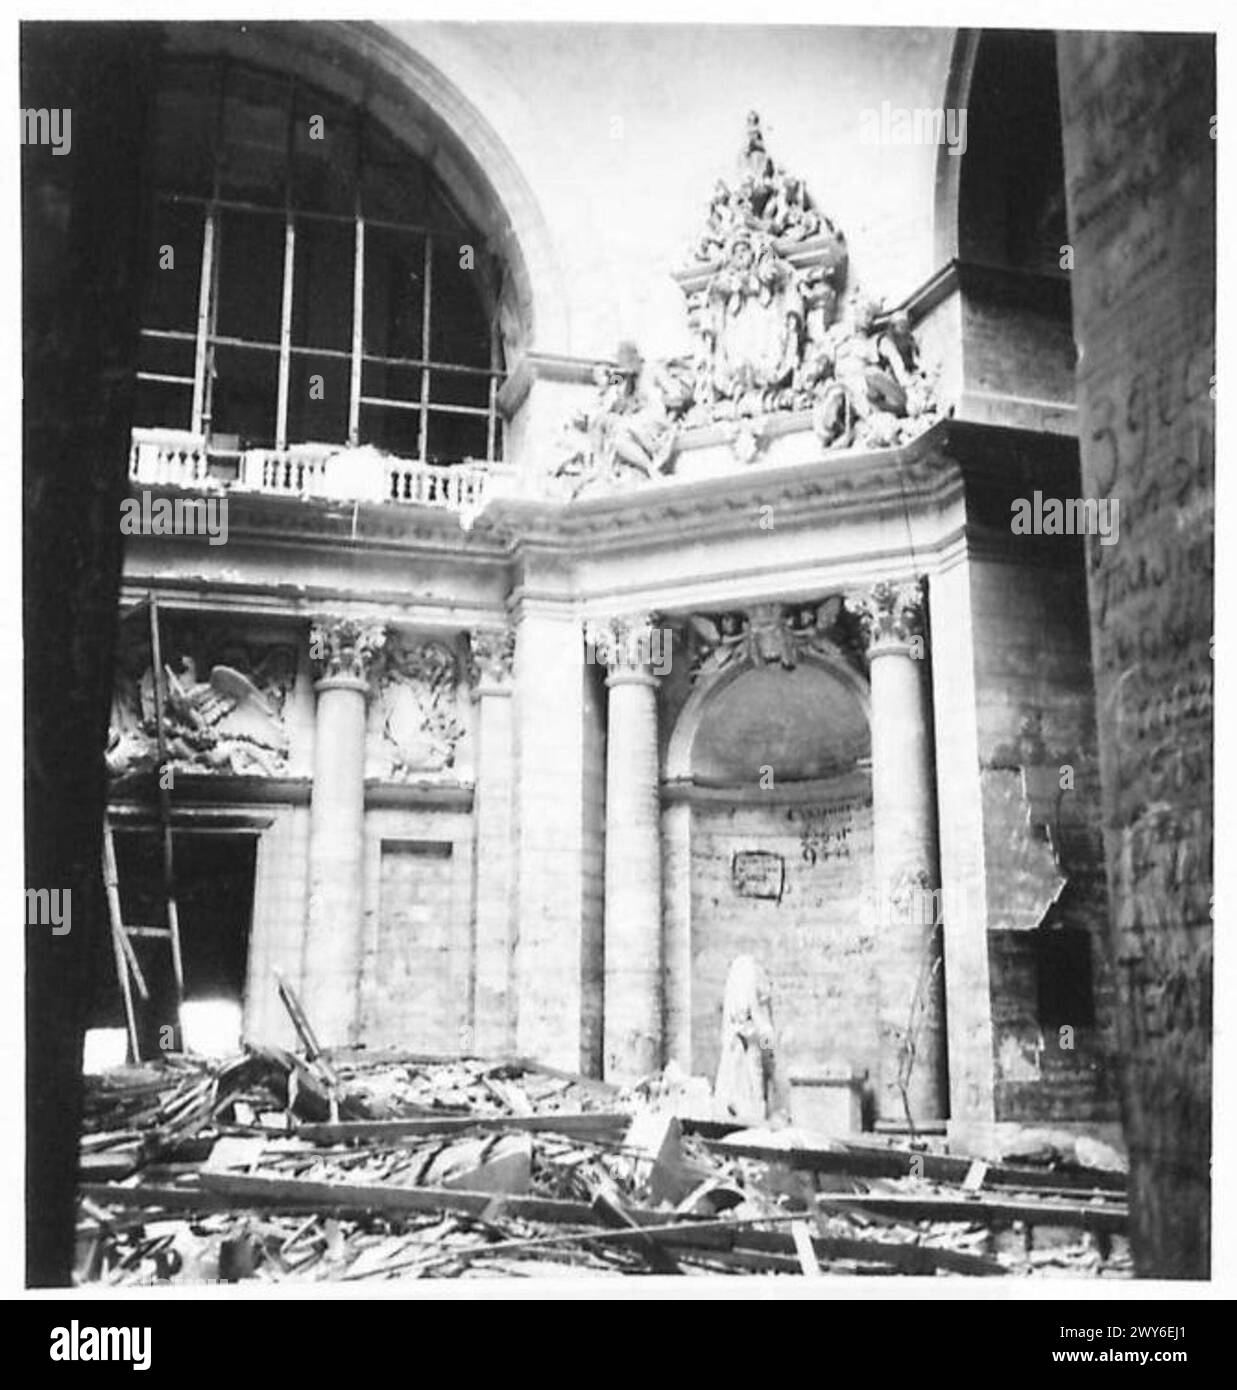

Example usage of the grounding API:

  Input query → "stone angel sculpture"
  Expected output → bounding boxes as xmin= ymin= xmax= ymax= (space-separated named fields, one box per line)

xmin=687 ymin=612 xmax=749 ymax=683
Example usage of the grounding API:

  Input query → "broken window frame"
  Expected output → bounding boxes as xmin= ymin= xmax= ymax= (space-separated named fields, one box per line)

xmin=135 ymin=59 xmax=504 ymax=465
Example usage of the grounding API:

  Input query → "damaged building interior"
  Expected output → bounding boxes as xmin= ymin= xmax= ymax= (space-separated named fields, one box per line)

xmin=23 ymin=20 xmax=1214 ymax=1286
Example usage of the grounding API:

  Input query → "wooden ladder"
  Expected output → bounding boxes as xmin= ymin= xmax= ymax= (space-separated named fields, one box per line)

xmin=102 ymin=593 xmax=185 ymax=1061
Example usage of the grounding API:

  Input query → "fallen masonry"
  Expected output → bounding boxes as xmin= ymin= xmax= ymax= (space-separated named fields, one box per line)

xmin=74 ymin=1040 xmax=1133 ymax=1282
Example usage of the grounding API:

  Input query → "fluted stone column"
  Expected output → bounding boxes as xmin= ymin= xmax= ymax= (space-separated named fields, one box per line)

xmin=469 ymin=625 xmax=516 ymax=1055
xmin=591 ymin=614 xmax=664 ymax=1081
xmin=302 ymin=618 xmax=385 ymax=1047
xmin=848 ymin=579 xmax=948 ymax=1126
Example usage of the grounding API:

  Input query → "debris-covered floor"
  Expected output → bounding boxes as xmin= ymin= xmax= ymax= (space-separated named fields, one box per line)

xmin=76 ymin=1045 xmax=1133 ymax=1282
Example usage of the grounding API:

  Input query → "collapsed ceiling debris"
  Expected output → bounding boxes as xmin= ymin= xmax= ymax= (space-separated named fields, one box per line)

xmin=76 ymin=1038 xmax=1131 ymax=1283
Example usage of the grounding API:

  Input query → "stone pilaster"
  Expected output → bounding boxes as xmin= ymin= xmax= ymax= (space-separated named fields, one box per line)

xmin=301 ymin=618 xmax=385 ymax=1046
xmin=847 ymin=578 xmax=948 ymax=1126
xmin=589 ymin=613 xmax=664 ymax=1081
xmin=511 ymin=594 xmax=593 ymax=1070
xmin=468 ymin=624 xmax=516 ymax=1055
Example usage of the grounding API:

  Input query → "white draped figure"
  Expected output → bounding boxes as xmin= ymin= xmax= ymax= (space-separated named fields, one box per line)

xmin=714 ymin=954 xmax=779 ymax=1124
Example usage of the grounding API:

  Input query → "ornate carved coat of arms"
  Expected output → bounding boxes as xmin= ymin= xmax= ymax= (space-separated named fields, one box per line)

xmin=555 ymin=113 xmax=941 ymax=492
xmin=370 ymin=637 xmax=465 ymax=779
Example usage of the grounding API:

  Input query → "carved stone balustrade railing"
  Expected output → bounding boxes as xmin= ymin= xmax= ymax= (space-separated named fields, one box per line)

xmin=127 ymin=428 xmax=512 ymax=517
xmin=129 ymin=428 xmax=209 ymax=489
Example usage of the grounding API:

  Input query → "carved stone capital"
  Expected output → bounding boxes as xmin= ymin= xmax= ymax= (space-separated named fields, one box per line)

xmin=309 ymin=618 xmax=387 ymax=687
xmin=846 ymin=578 xmax=926 ymax=654
xmin=468 ymin=625 xmax=515 ymax=690
xmin=585 ymin=613 xmax=664 ymax=684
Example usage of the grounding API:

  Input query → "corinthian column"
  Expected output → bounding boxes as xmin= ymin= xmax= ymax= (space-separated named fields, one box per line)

xmin=590 ymin=613 xmax=664 ymax=1080
xmin=847 ymin=578 xmax=948 ymax=1126
xmin=302 ymin=618 xmax=386 ymax=1047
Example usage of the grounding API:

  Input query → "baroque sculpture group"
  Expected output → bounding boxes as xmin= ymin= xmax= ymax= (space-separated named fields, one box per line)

xmin=556 ymin=114 xmax=940 ymax=495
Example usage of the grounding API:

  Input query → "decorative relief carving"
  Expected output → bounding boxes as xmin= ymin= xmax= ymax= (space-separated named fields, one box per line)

xmin=468 ymin=625 xmax=516 ymax=688
xmin=310 ymin=618 xmax=387 ymax=684
xmin=107 ymin=624 xmax=297 ymax=779
xmin=371 ymin=635 xmax=466 ymax=779
xmin=553 ymin=113 xmax=940 ymax=491
xmin=686 ymin=595 xmax=848 ymax=682
xmin=846 ymin=578 xmax=926 ymax=653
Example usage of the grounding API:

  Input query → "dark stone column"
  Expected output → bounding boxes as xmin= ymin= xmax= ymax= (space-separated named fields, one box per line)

xmin=22 ymin=22 xmax=161 ymax=1286
xmin=1057 ymin=32 xmax=1214 ymax=1278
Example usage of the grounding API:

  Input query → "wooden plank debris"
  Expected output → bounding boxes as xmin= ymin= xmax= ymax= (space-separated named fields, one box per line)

xmin=702 ymin=1132 xmax=1126 ymax=1194
xmin=73 ymin=1041 xmax=1127 ymax=1284
xmin=816 ymin=1192 xmax=1127 ymax=1234
xmin=293 ymin=1113 xmax=630 ymax=1144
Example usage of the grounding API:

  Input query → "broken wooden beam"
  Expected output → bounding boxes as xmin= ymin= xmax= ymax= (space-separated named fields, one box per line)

xmin=293 ymin=1113 xmax=630 ymax=1144
xmin=816 ymin=1192 xmax=1126 ymax=1234
xmin=698 ymin=1132 xmax=1126 ymax=1194
xmin=205 ymin=1172 xmax=607 ymax=1226
xmin=78 ymin=1181 xmax=1007 ymax=1277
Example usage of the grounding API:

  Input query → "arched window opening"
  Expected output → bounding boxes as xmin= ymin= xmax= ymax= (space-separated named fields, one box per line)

xmin=135 ymin=57 xmax=504 ymax=467
xmin=957 ymin=31 xmax=1068 ymax=278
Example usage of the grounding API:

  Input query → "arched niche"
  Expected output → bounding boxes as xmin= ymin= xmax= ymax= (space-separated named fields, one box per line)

xmin=661 ymin=652 xmax=878 ymax=1092
xmin=666 ymin=653 xmax=871 ymax=788
xmin=936 ymin=28 xmax=1069 ymax=278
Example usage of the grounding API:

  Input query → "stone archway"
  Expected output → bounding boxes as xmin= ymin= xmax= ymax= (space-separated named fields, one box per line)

xmin=155 ymin=18 xmax=569 ymax=359
xmin=662 ymin=653 xmax=880 ymax=1115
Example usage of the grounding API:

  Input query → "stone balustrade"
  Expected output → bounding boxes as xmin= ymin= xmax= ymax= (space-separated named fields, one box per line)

xmin=127 ymin=428 xmax=509 ymax=517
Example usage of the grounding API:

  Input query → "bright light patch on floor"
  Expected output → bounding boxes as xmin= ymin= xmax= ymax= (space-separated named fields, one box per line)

xmin=180 ymin=999 xmax=243 ymax=1058
xmin=83 ymin=1028 xmax=128 ymax=1073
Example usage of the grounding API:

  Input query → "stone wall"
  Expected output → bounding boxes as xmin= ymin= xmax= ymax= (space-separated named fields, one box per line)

xmin=688 ymin=784 xmax=876 ymax=1089
xmin=1057 ymin=30 xmax=1215 ymax=1277
xmin=970 ymin=549 xmax=1118 ymax=1125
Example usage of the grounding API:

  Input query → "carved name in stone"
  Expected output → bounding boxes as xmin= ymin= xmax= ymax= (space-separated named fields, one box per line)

xmin=798 ymin=799 xmax=868 ymax=865
xmin=732 ymin=849 xmax=785 ymax=901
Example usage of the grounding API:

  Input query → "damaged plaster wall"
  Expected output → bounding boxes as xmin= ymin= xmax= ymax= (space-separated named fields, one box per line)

xmin=969 ymin=553 xmax=1118 ymax=1127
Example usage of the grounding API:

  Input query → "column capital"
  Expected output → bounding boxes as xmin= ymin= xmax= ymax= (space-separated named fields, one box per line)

xmin=309 ymin=617 xmax=387 ymax=690
xmin=846 ymin=578 xmax=926 ymax=655
xmin=585 ymin=612 xmax=664 ymax=686
xmin=468 ymin=624 xmax=516 ymax=695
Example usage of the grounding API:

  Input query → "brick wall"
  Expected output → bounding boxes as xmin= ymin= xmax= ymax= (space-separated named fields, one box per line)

xmin=688 ymin=787 xmax=876 ymax=1089
xmin=358 ymin=805 xmax=475 ymax=1053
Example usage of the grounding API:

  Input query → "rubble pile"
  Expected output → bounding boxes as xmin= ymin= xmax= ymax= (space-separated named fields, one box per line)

xmin=76 ymin=1047 xmax=1132 ymax=1283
